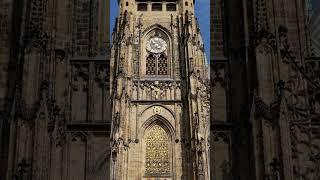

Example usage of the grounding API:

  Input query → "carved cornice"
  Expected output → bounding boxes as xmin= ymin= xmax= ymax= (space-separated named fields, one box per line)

xmin=132 ymin=80 xmax=181 ymax=101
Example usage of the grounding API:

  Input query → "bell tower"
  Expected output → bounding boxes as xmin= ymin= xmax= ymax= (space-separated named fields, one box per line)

xmin=110 ymin=0 xmax=210 ymax=179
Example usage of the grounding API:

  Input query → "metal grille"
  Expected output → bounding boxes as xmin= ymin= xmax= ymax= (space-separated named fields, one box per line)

xmin=158 ymin=54 xmax=168 ymax=75
xmin=146 ymin=54 xmax=156 ymax=75
xmin=145 ymin=125 xmax=170 ymax=176
xmin=146 ymin=54 xmax=168 ymax=76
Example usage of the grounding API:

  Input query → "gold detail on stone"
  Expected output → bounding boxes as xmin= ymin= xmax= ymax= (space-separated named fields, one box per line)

xmin=153 ymin=106 xmax=161 ymax=114
xmin=145 ymin=125 xmax=170 ymax=176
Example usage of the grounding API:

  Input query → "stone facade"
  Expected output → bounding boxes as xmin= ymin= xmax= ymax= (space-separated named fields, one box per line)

xmin=0 ymin=0 xmax=320 ymax=180
xmin=0 ymin=0 xmax=111 ymax=179
xmin=211 ymin=0 xmax=320 ymax=179
xmin=110 ymin=0 xmax=210 ymax=179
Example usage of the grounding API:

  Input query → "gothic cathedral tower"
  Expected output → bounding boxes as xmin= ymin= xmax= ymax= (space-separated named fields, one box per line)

xmin=110 ymin=0 xmax=210 ymax=179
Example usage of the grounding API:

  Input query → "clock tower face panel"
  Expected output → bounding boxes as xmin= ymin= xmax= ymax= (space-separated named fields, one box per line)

xmin=146 ymin=37 xmax=167 ymax=54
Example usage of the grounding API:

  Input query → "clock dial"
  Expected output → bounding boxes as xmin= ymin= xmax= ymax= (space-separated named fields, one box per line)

xmin=146 ymin=37 xmax=167 ymax=53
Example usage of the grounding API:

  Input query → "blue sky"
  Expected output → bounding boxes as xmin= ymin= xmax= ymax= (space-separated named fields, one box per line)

xmin=110 ymin=0 xmax=210 ymax=62
xmin=195 ymin=0 xmax=210 ymax=62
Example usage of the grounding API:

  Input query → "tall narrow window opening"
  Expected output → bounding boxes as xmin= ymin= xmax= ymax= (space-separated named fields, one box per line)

xmin=145 ymin=54 xmax=169 ymax=76
xmin=146 ymin=54 xmax=156 ymax=75
xmin=145 ymin=125 xmax=170 ymax=177
xmin=158 ymin=54 xmax=168 ymax=75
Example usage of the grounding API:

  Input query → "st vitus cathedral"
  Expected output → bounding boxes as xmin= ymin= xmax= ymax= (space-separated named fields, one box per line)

xmin=0 ymin=0 xmax=320 ymax=180
xmin=110 ymin=0 xmax=210 ymax=179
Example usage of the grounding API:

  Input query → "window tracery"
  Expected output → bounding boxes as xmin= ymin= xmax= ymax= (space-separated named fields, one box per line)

xmin=145 ymin=53 xmax=168 ymax=76
xmin=158 ymin=54 xmax=168 ymax=75
xmin=145 ymin=125 xmax=170 ymax=177
xmin=146 ymin=54 xmax=156 ymax=75
xmin=144 ymin=29 xmax=170 ymax=77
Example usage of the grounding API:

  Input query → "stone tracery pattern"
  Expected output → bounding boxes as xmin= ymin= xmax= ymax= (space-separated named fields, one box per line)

xmin=158 ymin=54 xmax=168 ymax=75
xmin=146 ymin=54 xmax=156 ymax=75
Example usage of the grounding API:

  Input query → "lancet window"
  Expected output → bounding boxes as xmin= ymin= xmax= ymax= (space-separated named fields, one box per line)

xmin=145 ymin=53 xmax=168 ymax=76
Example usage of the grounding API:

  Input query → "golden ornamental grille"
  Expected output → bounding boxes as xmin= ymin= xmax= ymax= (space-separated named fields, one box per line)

xmin=145 ymin=125 xmax=170 ymax=177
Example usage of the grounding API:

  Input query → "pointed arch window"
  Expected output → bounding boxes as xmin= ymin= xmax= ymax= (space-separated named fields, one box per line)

xmin=145 ymin=125 xmax=170 ymax=177
xmin=145 ymin=53 xmax=168 ymax=76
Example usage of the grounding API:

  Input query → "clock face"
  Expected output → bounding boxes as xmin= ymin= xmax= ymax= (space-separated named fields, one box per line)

xmin=146 ymin=37 xmax=167 ymax=54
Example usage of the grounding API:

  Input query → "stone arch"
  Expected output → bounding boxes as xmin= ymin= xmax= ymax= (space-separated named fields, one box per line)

xmin=141 ymin=114 xmax=175 ymax=140
xmin=140 ymin=104 xmax=175 ymax=119
xmin=140 ymin=24 xmax=173 ymax=77
xmin=139 ymin=105 xmax=176 ymax=136
xmin=142 ymin=24 xmax=172 ymax=41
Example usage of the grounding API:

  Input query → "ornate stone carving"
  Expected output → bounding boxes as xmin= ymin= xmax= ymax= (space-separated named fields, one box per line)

xmin=132 ymin=80 xmax=181 ymax=101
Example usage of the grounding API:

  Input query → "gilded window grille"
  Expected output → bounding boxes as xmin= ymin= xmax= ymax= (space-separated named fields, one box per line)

xmin=145 ymin=125 xmax=170 ymax=177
